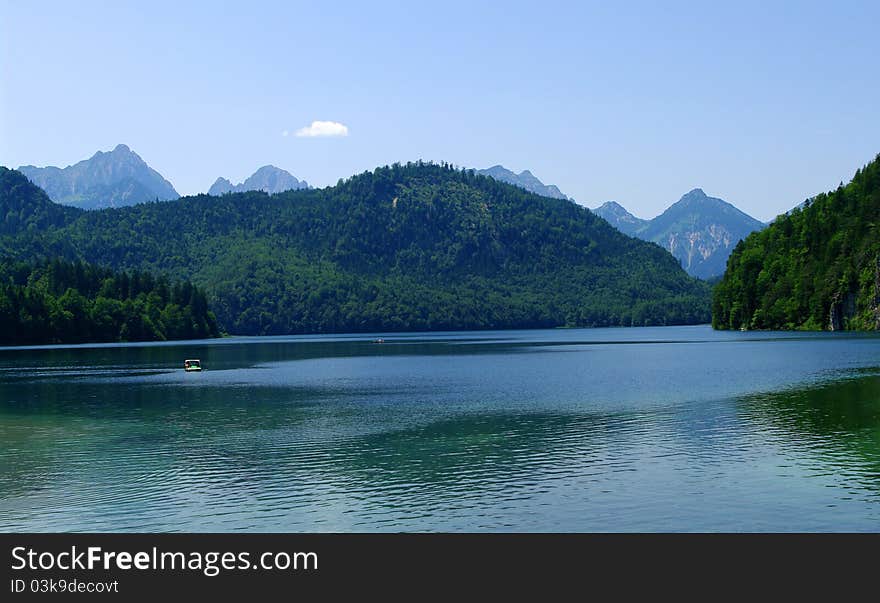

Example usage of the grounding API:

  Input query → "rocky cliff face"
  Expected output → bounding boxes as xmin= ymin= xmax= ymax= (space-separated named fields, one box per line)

xmin=18 ymin=144 xmax=179 ymax=209
xmin=874 ymin=256 xmax=880 ymax=330
xmin=829 ymin=291 xmax=857 ymax=331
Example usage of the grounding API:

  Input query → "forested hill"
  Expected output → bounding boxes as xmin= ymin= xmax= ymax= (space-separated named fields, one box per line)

xmin=1 ymin=162 xmax=711 ymax=335
xmin=0 ymin=258 xmax=219 ymax=345
xmin=0 ymin=167 xmax=80 ymax=235
xmin=713 ymin=154 xmax=880 ymax=331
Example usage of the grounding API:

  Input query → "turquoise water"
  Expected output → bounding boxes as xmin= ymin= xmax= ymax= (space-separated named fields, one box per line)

xmin=2 ymin=325 xmax=880 ymax=531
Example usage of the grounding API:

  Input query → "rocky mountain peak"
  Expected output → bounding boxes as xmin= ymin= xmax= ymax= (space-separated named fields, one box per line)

xmin=16 ymin=144 xmax=179 ymax=210
xmin=208 ymin=166 xmax=309 ymax=196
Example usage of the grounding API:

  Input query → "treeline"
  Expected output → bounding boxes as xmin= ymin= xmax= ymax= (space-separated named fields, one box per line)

xmin=2 ymin=162 xmax=711 ymax=336
xmin=0 ymin=258 xmax=219 ymax=345
xmin=207 ymin=261 xmax=710 ymax=335
xmin=713 ymin=153 xmax=880 ymax=330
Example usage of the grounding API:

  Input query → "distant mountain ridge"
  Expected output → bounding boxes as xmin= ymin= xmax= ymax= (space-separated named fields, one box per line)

xmin=593 ymin=201 xmax=648 ymax=236
xmin=593 ymin=189 xmax=765 ymax=280
xmin=208 ymin=166 xmax=309 ymax=195
xmin=18 ymin=144 xmax=179 ymax=210
xmin=475 ymin=165 xmax=569 ymax=200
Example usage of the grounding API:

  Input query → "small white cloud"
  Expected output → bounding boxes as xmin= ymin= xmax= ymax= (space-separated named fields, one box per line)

xmin=281 ymin=130 xmax=289 ymax=137
xmin=295 ymin=120 xmax=349 ymax=138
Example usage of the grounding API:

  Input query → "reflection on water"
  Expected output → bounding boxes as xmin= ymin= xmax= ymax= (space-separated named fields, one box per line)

xmin=2 ymin=326 xmax=880 ymax=531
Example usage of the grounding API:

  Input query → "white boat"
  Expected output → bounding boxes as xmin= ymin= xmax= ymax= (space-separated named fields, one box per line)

xmin=184 ymin=359 xmax=202 ymax=372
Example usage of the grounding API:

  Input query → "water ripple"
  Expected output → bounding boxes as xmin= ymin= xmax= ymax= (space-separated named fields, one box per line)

xmin=3 ymin=327 xmax=880 ymax=531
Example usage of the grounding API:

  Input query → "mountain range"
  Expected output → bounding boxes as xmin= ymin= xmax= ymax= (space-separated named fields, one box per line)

xmin=208 ymin=165 xmax=309 ymax=195
xmin=14 ymin=144 xmax=762 ymax=281
xmin=474 ymin=165 xmax=765 ymax=280
xmin=593 ymin=190 xmax=766 ymax=280
xmin=0 ymin=162 xmax=711 ymax=335
xmin=475 ymin=166 xmax=569 ymax=200
xmin=17 ymin=144 xmax=179 ymax=210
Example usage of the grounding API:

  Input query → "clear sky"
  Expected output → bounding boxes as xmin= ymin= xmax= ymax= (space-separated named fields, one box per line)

xmin=2 ymin=0 xmax=878 ymax=221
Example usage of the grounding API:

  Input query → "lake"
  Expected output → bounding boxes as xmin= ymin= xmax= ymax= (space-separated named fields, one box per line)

xmin=1 ymin=325 xmax=880 ymax=532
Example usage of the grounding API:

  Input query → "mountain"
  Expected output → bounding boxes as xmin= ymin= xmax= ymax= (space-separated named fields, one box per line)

xmin=17 ymin=144 xmax=179 ymax=210
xmin=592 ymin=201 xmax=648 ymax=236
xmin=593 ymin=190 xmax=765 ymax=280
xmin=639 ymin=189 xmax=767 ymax=280
xmin=208 ymin=165 xmax=309 ymax=195
xmin=475 ymin=165 xmax=569 ymax=200
xmin=0 ymin=162 xmax=711 ymax=335
xmin=713 ymin=154 xmax=880 ymax=331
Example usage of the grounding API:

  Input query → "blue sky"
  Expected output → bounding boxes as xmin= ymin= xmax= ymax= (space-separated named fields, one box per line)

xmin=1 ymin=0 xmax=878 ymax=221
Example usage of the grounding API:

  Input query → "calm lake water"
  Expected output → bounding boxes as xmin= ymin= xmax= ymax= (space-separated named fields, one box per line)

xmin=2 ymin=325 xmax=880 ymax=532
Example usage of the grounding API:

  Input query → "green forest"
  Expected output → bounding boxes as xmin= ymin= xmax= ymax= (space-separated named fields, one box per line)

xmin=1 ymin=163 xmax=711 ymax=337
xmin=0 ymin=258 xmax=219 ymax=345
xmin=713 ymin=153 xmax=880 ymax=330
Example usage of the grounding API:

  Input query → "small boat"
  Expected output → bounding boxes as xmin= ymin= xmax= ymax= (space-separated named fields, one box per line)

xmin=184 ymin=359 xmax=202 ymax=372
xmin=373 ymin=338 xmax=385 ymax=344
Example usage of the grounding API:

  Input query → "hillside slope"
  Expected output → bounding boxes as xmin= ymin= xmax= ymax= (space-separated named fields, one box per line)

xmin=713 ymin=154 xmax=880 ymax=330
